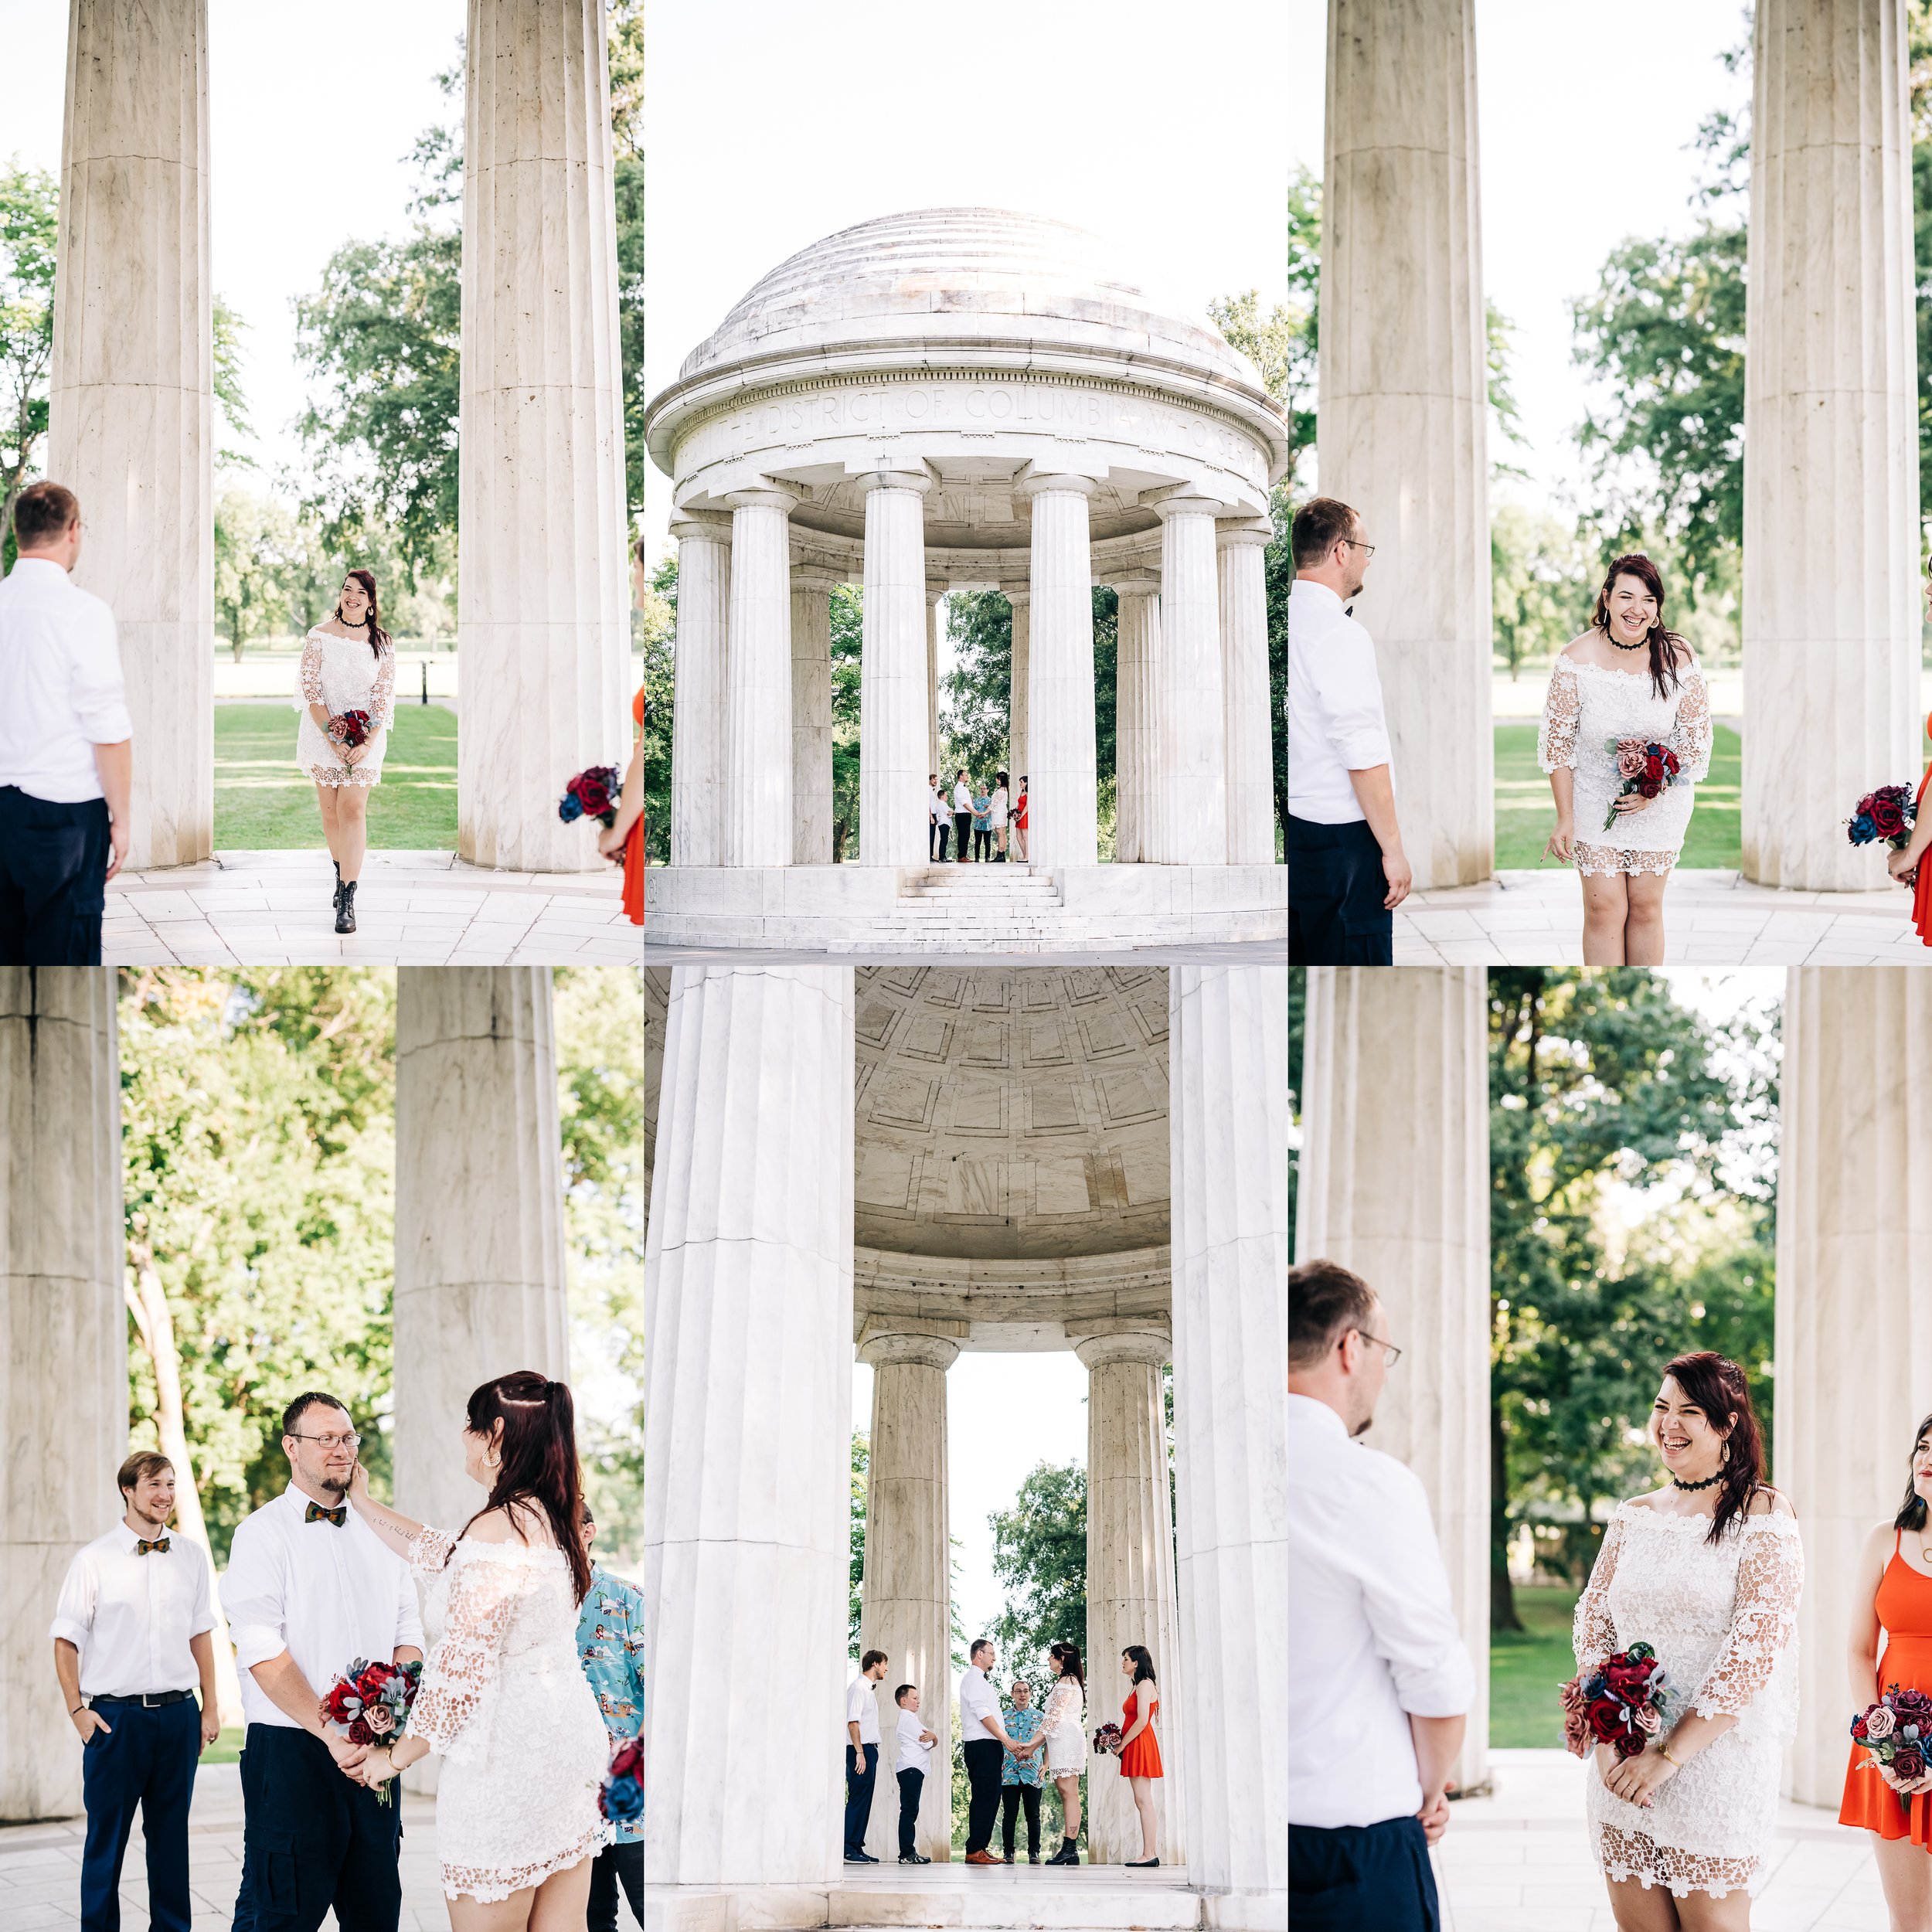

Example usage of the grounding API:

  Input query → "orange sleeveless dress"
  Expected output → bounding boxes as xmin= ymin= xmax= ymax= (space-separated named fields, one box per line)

xmin=1912 ymin=710 xmax=1932 ymax=947
xmin=621 ymin=687 xmax=645 ymax=927
xmin=1118 ymin=1687 xmax=1162 ymax=1778
xmin=1839 ymin=1532 xmax=1932 ymax=1842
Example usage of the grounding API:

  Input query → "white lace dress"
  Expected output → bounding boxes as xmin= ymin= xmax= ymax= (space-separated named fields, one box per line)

xmin=1574 ymin=1502 xmax=1803 ymax=1900
xmin=295 ymin=627 xmax=396 ymax=786
xmin=1041 ymin=1678 xmax=1085 ymax=1775
xmin=403 ymin=1529 xmax=609 ymax=1902
xmin=1538 ymin=657 xmax=1713 ymax=875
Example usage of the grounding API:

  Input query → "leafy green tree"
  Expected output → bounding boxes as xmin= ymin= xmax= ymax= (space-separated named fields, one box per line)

xmin=988 ymin=1461 xmax=1088 ymax=1690
xmin=608 ymin=0 xmax=648 ymax=522
xmin=850 ymin=1429 xmax=869 ymax=1655
xmin=1491 ymin=504 xmax=1594 ymax=675
xmin=1282 ymin=166 xmax=1318 ymax=485
xmin=213 ymin=488 xmax=303 ymax=659
xmin=0 ymin=162 xmax=57 ymax=566
xmin=832 ymin=584 xmax=863 ymax=859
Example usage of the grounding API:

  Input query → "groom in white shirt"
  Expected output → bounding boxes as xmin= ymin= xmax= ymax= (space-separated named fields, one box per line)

xmin=1288 ymin=1260 xmax=1473 ymax=1930
xmin=1287 ymin=495 xmax=1409 ymax=966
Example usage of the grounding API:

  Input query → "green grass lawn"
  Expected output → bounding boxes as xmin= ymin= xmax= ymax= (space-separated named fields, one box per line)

xmin=214 ymin=703 xmax=457 ymax=849
xmin=204 ymin=1723 xmax=243 ymax=1766
xmin=1491 ymin=1587 xmax=1580 ymax=1747
xmin=1495 ymin=723 xmax=1742 ymax=872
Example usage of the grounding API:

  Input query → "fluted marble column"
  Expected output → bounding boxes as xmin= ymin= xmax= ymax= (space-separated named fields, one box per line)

xmin=723 ymin=489 xmax=798 ymax=867
xmin=1293 ymin=965 xmax=1491 ymax=1794
xmin=791 ymin=566 xmax=835 ymax=866
xmin=857 ymin=1322 xmax=962 ymax=1862
xmin=857 ymin=467 xmax=933 ymax=869
xmin=1145 ymin=497 xmax=1228 ymax=866
xmin=1073 ymin=1326 xmax=1184 ymax=1866
xmin=1778 ymin=968 xmax=1932 ymax=1801
xmin=1218 ymin=522 xmax=1276 ymax=865
xmin=670 ymin=515 xmax=731 ymax=868
xmin=1112 ymin=575 xmax=1159 ymax=865
xmin=1021 ymin=478 xmax=1099 ymax=869
xmin=457 ymin=0 xmax=631 ymax=872
xmin=644 ymin=966 xmax=855 ymax=1895
xmin=927 ymin=586 xmax=946 ymax=784
xmin=49 ymin=0 xmax=212 ymax=870
xmin=393 ymin=969 xmax=570 ymax=1539
xmin=0 ymin=971 xmax=124 ymax=1821
xmin=1321 ymin=0 xmax=1494 ymax=889
xmin=1007 ymin=589 xmax=1031 ymax=801
xmin=1742 ymin=0 xmax=1920 ymax=889
xmin=1169 ymin=966 xmax=1287 ymax=1923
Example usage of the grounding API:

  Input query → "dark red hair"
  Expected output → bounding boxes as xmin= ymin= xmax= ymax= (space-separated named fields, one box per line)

xmin=1591 ymin=553 xmax=1685 ymax=702
xmin=1659 ymin=1352 xmax=1767 ymax=1545
xmin=457 ymin=1371 xmax=591 ymax=1602
xmin=336 ymin=568 xmax=391 ymax=662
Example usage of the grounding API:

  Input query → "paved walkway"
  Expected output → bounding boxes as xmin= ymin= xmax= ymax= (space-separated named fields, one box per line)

xmin=1396 ymin=869 xmax=1932 ymax=966
xmin=105 ymin=852 xmax=641 ymax=965
xmin=1437 ymin=1750 xmax=1881 ymax=1930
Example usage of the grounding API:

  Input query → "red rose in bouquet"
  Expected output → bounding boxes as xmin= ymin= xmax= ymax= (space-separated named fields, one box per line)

xmin=1850 ymin=1684 xmax=1932 ymax=1813
xmin=328 ymin=709 xmax=372 ymax=750
xmin=1602 ymin=740 xmax=1688 ymax=831
xmin=559 ymin=765 xmax=622 ymax=831
xmin=1560 ymin=1642 xmax=1678 ymax=1764
xmin=1847 ymin=784 xmax=1919 ymax=859
xmin=320 ymin=1658 xmax=422 ymax=1807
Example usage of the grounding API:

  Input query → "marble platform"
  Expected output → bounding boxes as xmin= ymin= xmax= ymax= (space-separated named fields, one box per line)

xmin=104 ymin=852 xmax=641 ymax=965
xmin=1394 ymin=868 xmax=1932 ymax=966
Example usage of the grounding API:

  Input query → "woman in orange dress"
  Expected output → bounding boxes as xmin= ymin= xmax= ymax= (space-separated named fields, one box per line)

xmin=597 ymin=541 xmax=650 ymax=927
xmin=1840 ymin=1414 xmax=1932 ymax=1929
xmin=1116 ymin=1645 xmax=1164 ymax=1867
xmin=1885 ymin=710 xmax=1932 ymax=946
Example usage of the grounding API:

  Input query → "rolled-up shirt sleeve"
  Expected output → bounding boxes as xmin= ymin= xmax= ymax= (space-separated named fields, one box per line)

xmin=220 ymin=1522 xmax=288 ymax=1670
xmin=49 ymin=1549 xmax=96 ymax=1650
xmin=1361 ymin=1465 xmax=1475 ymax=1718
xmin=187 ymin=1543 xmax=216 ymax=1640
xmin=68 ymin=597 xmax=132 ymax=746
xmin=1312 ymin=630 xmax=1393 ymax=772
xmin=394 ymin=1549 xmax=425 ymax=1653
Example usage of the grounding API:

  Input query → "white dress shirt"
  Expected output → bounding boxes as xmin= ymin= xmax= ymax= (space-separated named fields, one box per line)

xmin=959 ymin=1665 xmax=999 ymax=1743
xmin=0 ymin=557 xmax=133 ymax=801
xmin=49 ymin=1522 xmax=215 ymax=1698
xmin=221 ymin=1484 xmax=424 ymax=1730
xmin=952 ymin=781 xmax=972 ymax=815
xmin=1288 ymin=1393 xmax=1474 ymax=1829
xmin=1287 ymin=578 xmax=1393 ymax=825
xmin=896 ymin=1705 xmax=936 ymax=1774
xmin=846 ymin=1670 xmax=882 ymax=1746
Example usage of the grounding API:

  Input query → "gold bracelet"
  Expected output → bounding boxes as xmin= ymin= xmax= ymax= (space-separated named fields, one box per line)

xmin=1658 ymin=1743 xmax=1681 ymax=1767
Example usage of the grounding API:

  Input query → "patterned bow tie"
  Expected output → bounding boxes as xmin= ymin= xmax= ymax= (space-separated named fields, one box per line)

xmin=134 ymin=1536 xmax=171 ymax=1555
xmin=305 ymin=1502 xmax=348 ymax=1528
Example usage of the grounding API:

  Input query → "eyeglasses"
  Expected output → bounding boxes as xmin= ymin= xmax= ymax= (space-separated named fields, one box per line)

xmin=287 ymin=1432 xmax=362 ymax=1451
xmin=1342 ymin=537 xmax=1376 ymax=559
xmin=1345 ymin=1329 xmax=1402 ymax=1367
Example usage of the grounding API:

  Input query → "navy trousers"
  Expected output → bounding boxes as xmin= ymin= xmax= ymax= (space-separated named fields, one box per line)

xmin=0 ymin=785 xmax=110 ymax=964
xmin=586 ymin=1839 xmax=642 ymax=1932
xmin=843 ymin=1743 xmax=878 ymax=1855
xmin=232 ymin=1724 xmax=401 ymax=1932
xmin=1288 ymin=1816 xmax=1440 ymax=1931
xmin=961 ymin=1738 xmax=1004 ymax=1854
xmin=80 ymin=1696 xmax=199 ymax=1932
xmin=1287 ymin=813 xmax=1393 ymax=965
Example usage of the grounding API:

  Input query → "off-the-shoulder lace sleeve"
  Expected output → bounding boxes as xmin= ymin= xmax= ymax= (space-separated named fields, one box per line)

xmin=405 ymin=1549 xmax=525 ymax=1764
xmin=1690 ymin=1515 xmax=1803 ymax=1719
xmin=370 ymin=648 xmax=396 ymax=730
xmin=1044 ymin=1681 xmax=1079 ymax=1729
xmin=1539 ymin=660 xmax=1580 ymax=773
xmin=1670 ymin=665 xmax=1713 ymax=783
xmin=408 ymin=1525 xmax=458 ymax=1575
xmin=298 ymin=632 xmax=325 ymax=706
xmin=1573 ymin=1509 xmax=1627 ymax=1677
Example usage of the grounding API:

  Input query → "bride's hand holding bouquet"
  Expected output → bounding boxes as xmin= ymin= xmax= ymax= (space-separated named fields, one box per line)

xmin=1563 ymin=1642 xmax=1679 ymax=1809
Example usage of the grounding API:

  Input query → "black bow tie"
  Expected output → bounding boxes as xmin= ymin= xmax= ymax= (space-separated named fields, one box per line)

xmin=134 ymin=1536 xmax=171 ymax=1555
xmin=305 ymin=1502 xmax=347 ymax=1528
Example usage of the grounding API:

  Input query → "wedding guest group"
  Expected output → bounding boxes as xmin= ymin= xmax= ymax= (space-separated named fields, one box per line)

xmin=50 ymin=1451 xmax=222 ymax=1932
xmin=0 ymin=480 xmax=131 ymax=964
xmin=1286 ymin=495 xmax=1408 ymax=966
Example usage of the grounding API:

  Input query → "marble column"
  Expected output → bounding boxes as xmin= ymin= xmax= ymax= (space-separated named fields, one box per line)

xmin=0 ymin=970 xmax=124 ymax=1821
xmin=927 ymin=586 xmax=946 ymax=784
xmin=457 ymin=0 xmax=631 ymax=873
xmin=1073 ymin=1325 xmax=1184 ymax=1866
xmin=1293 ymin=965 xmax=1491 ymax=1794
xmin=644 ymin=966 xmax=855 ymax=1894
xmin=856 ymin=1321 xmax=963 ymax=1862
xmin=393 ymin=969 xmax=570 ymax=1539
xmin=1144 ymin=496 xmax=1228 ymax=866
xmin=1742 ymin=0 xmax=1920 ymax=889
xmin=723 ymin=488 xmax=798 ymax=867
xmin=791 ymin=565 xmax=835 ymax=866
xmin=670 ymin=515 xmax=731 ymax=868
xmin=49 ymin=0 xmax=213 ymax=871
xmin=1020 ymin=478 xmax=1099 ymax=869
xmin=1112 ymin=574 xmax=1160 ymax=866
xmin=1218 ymin=521 xmax=1276 ymax=865
xmin=857 ymin=466 xmax=934 ymax=869
xmin=1007 ymin=588 xmax=1031 ymax=804
xmin=1321 ymin=0 xmax=1494 ymax=889
xmin=1168 ymin=966 xmax=1288 ymax=1924
xmin=1777 ymin=968 xmax=1932 ymax=1802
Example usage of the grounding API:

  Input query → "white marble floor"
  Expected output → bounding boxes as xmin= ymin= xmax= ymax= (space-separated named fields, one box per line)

xmin=104 ymin=852 xmax=641 ymax=966
xmin=1437 ymin=1750 xmax=1883 ymax=1931
xmin=1395 ymin=869 xmax=1932 ymax=967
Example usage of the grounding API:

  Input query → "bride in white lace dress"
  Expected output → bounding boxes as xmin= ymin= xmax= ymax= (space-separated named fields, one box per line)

xmin=1538 ymin=555 xmax=1713 ymax=967
xmin=345 ymin=1372 xmax=609 ymax=1929
xmin=1573 ymin=1353 xmax=1802 ymax=1930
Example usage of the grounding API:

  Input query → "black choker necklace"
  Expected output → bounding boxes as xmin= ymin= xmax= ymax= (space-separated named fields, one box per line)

xmin=1609 ymin=631 xmax=1648 ymax=652
xmin=1669 ymin=1471 xmax=1723 ymax=1492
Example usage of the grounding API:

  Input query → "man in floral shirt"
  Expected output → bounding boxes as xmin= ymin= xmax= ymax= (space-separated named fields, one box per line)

xmin=998 ymin=1679 xmax=1046 ymax=1863
xmin=577 ymin=1505 xmax=645 ymax=1931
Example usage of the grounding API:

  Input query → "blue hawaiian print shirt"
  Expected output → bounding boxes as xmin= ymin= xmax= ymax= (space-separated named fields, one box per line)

xmin=577 ymin=1563 xmax=646 ymax=1842
xmin=1000 ymin=1704 xmax=1044 ymax=1787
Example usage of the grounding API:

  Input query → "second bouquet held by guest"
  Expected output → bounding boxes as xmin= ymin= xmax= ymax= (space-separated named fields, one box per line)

xmin=1538 ymin=554 xmax=1711 ymax=967
xmin=577 ymin=1501 xmax=646 ymax=1932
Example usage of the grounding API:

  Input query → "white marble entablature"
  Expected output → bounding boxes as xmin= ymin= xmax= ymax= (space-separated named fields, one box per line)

xmin=851 ymin=1249 xmax=1172 ymax=1343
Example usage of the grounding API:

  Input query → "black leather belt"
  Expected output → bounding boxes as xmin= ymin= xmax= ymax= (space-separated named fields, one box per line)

xmin=90 ymin=1690 xmax=195 ymax=1708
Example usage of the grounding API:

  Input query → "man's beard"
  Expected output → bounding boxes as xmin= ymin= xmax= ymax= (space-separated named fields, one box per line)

xmin=1345 ymin=573 xmax=1366 ymax=602
xmin=314 ymin=1471 xmax=349 ymax=1500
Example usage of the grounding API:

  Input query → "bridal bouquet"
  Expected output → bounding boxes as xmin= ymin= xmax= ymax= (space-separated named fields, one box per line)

xmin=1603 ymin=738 xmax=1682 ymax=832
xmin=1090 ymin=1721 xmax=1124 ymax=1758
xmin=1845 ymin=785 xmax=1917 ymax=855
xmin=599 ymin=1736 xmax=645 ymax=1825
xmin=1852 ymin=1685 xmax=1932 ymax=1811
xmin=320 ymin=1657 xmax=422 ymax=1808
xmin=1560 ymin=1642 xmax=1677 ymax=1762
xmin=559 ymin=766 xmax=622 ymax=831
xmin=328 ymin=709 xmax=372 ymax=750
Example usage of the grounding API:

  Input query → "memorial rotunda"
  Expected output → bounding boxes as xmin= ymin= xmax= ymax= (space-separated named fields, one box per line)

xmin=641 ymin=210 xmax=1290 ymax=951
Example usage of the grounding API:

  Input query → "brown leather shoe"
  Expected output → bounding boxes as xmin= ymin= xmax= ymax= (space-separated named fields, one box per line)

xmin=964 ymin=1849 xmax=1002 ymax=1866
